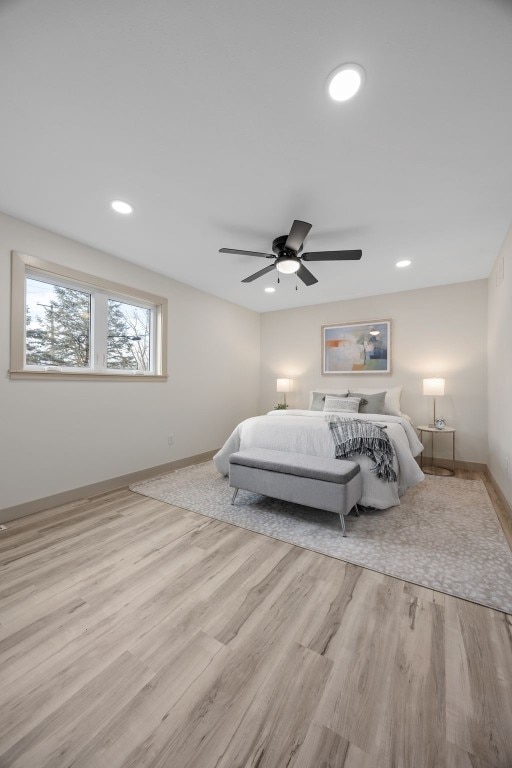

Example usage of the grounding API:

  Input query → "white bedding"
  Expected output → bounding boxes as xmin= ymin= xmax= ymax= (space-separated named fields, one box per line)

xmin=213 ymin=409 xmax=425 ymax=509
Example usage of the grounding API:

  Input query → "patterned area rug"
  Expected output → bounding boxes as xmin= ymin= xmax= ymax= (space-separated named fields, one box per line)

xmin=130 ymin=462 xmax=512 ymax=613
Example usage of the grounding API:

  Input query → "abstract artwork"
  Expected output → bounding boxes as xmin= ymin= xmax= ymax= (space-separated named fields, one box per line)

xmin=322 ymin=320 xmax=391 ymax=374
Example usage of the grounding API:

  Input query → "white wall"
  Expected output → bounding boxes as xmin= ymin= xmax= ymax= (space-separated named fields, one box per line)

xmin=488 ymin=224 xmax=512 ymax=505
xmin=0 ymin=213 xmax=260 ymax=510
xmin=260 ymin=280 xmax=488 ymax=464
xmin=0 ymin=211 xmax=495 ymax=511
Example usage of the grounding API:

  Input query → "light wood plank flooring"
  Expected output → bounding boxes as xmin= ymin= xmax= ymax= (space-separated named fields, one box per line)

xmin=0 ymin=479 xmax=511 ymax=768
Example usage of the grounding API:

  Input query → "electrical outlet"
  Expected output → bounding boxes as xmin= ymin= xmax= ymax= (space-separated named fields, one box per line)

xmin=168 ymin=434 xmax=174 ymax=446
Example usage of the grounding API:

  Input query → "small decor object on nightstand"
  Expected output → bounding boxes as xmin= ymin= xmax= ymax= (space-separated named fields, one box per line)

xmin=434 ymin=417 xmax=446 ymax=430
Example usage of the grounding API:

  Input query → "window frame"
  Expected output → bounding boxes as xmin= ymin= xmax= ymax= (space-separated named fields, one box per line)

xmin=10 ymin=251 xmax=168 ymax=381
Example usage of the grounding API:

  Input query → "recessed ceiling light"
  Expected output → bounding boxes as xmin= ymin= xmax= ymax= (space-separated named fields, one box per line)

xmin=111 ymin=200 xmax=133 ymax=215
xmin=327 ymin=63 xmax=365 ymax=102
xmin=396 ymin=259 xmax=412 ymax=268
xmin=264 ymin=286 xmax=276 ymax=293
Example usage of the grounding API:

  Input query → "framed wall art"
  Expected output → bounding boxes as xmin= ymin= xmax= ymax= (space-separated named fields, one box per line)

xmin=322 ymin=319 xmax=391 ymax=375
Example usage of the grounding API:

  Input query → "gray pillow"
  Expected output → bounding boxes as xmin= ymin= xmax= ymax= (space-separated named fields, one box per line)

xmin=348 ymin=390 xmax=386 ymax=414
xmin=310 ymin=391 xmax=347 ymax=411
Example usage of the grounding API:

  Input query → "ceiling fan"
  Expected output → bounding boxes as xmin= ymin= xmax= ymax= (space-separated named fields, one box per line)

xmin=219 ymin=219 xmax=362 ymax=286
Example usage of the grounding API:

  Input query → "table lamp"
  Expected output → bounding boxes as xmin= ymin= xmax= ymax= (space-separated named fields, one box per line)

xmin=423 ymin=377 xmax=445 ymax=426
xmin=276 ymin=378 xmax=292 ymax=408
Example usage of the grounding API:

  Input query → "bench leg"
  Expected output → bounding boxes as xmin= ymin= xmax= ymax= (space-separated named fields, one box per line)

xmin=231 ymin=488 xmax=239 ymax=505
xmin=353 ymin=503 xmax=360 ymax=517
xmin=338 ymin=512 xmax=347 ymax=537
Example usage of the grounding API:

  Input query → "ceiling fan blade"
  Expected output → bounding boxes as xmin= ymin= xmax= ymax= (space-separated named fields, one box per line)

xmin=296 ymin=263 xmax=318 ymax=286
xmin=220 ymin=248 xmax=274 ymax=258
xmin=242 ymin=264 xmax=276 ymax=283
xmin=302 ymin=249 xmax=362 ymax=261
xmin=285 ymin=220 xmax=312 ymax=252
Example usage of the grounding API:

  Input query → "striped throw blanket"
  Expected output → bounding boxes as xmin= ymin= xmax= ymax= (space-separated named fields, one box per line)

xmin=327 ymin=417 xmax=397 ymax=482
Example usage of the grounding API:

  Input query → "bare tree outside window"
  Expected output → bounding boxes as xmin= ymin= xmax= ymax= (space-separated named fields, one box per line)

xmin=107 ymin=300 xmax=151 ymax=371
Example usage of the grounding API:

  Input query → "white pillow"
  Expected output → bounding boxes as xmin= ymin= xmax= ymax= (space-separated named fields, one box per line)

xmin=348 ymin=386 xmax=402 ymax=416
xmin=324 ymin=396 xmax=361 ymax=413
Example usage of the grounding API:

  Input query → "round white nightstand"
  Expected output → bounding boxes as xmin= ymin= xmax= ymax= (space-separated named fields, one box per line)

xmin=417 ymin=426 xmax=455 ymax=477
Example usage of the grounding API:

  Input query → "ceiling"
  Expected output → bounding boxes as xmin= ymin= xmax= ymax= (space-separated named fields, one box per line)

xmin=1 ymin=0 xmax=512 ymax=312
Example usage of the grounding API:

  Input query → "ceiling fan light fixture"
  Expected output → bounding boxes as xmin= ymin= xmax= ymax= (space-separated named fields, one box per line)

xmin=327 ymin=63 xmax=365 ymax=102
xmin=264 ymin=286 xmax=276 ymax=293
xmin=276 ymin=258 xmax=300 ymax=274
xmin=396 ymin=259 xmax=412 ymax=268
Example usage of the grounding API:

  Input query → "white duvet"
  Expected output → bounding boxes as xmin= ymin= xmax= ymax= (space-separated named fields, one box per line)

xmin=213 ymin=409 xmax=425 ymax=509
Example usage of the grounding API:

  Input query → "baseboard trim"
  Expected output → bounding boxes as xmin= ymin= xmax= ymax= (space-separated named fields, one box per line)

xmin=2 ymin=451 xmax=500 ymax=528
xmin=483 ymin=468 xmax=512 ymax=551
xmin=0 ymin=450 xmax=218 ymax=524
xmin=416 ymin=457 xmax=486 ymax=473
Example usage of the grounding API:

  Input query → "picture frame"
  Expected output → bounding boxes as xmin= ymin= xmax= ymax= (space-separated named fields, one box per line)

xmin=321 ymin=319 xmax=391 ymax=375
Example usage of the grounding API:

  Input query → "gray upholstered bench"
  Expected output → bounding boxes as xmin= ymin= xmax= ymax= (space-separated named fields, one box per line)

xmin=229 ymin=448 xmax=362 ymax=536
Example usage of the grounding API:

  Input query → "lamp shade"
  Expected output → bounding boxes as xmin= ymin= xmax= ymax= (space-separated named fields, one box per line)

xmin=423 ymin=378 xmax=445 ymax=396
xmin=276 ymin=378 xmax=292 ymax=393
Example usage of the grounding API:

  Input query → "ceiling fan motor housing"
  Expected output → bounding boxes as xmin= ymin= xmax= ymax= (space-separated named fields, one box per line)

xmin=272 ymin=235 xmax=303 ymax=257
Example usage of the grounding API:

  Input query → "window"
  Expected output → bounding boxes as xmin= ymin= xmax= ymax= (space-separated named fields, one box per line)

xmin=26 ymin=276 xmax=92 ymax=369
xmin=10 ymin=251 xmax=167 ymax=379
xmin=106 ymin=299 xmax=151 ymax=371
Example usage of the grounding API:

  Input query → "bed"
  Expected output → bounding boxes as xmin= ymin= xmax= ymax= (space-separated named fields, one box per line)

xmin=213 ymin=406 xmax=425 ymax=510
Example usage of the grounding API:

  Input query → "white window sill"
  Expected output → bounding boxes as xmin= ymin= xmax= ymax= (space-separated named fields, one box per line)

xmin=9 ymin=370 xmax=168 ymax=381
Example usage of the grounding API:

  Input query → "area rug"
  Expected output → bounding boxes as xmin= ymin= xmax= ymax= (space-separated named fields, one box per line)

xmin=130 ymin=462 xmax=512 ymax=614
